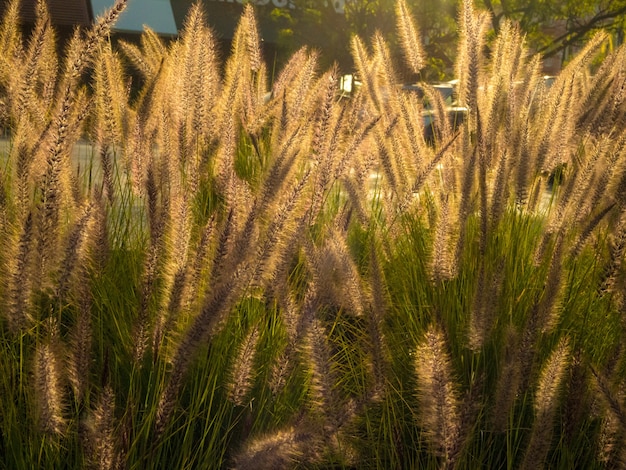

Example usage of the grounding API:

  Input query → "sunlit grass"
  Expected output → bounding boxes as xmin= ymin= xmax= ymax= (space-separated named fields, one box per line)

xmin=0 ymin=0 xmax=626 ymax=468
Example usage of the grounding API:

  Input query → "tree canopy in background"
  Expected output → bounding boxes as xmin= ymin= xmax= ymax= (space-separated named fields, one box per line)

xmin=479 ymin=0 xmax=626 ymax=59
xmin=258 ymin=0 xmax=626 ymax=79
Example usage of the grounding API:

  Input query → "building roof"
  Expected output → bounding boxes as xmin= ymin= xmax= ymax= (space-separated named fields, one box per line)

xmin=1 ymin=0 xmax=92 ymax=26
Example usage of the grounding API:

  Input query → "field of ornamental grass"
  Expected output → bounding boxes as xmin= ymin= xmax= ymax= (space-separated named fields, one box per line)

xmin=1 ymin=0 xmax=626 ymax=468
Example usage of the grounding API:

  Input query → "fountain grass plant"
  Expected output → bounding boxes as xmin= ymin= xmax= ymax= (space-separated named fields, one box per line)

xmin=1 ymin=0 xmax=626 ymax=468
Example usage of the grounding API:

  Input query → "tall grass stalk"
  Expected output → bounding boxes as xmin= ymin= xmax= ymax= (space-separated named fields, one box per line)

xmin=1 ymin=0 xmax=626 ymax=468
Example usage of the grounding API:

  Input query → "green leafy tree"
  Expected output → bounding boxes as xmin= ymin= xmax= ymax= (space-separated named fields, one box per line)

xmin=479 ymin=0 xmax=626 ymax=60
xmin=255 ymin=1 xmax=353 ymax=70
xmin=259 ymin=0 xmax=626 ymax=77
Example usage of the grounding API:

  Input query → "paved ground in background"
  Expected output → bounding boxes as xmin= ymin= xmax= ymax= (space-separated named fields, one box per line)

xmin=0 ymin=138 xmax=104 ymax=189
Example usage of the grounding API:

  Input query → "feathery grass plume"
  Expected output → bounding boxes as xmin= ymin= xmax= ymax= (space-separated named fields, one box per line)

xmin=491 ymin=326 xmax=521 ymax=432
xmin=576 ymin=45 xmax=626 ymax=136
xmin=351 ymin=35 xmax=384 ymax=114
xmin=453 ymin=4 xmax=489 ymax=259
xmin=98 ymin=144 xmax=115 ymax=205
xmin=10 ymin=128 xmax=37 ymax=218
xmin=270 ymin=47 xmax=307 ymax=101
xmin=599 ymin=210 xmax=626 ymax=295
xmin=153 ymin=194 xmax=192 ymax=357
xmin=570 ymin=202 xmax=617 ymax=258
xmin=93 ymin=41 xmax=128 ymax=148
xmin=89 ymin=385 xmax=118 ymax=470
xmin=145 ymin=165 xmax=164 ymax=247
xmin=271 ymin=47 xmax=319 ymax=128
xmin=562 ymin=353 xmax=589 ymax=446
xmin=34 ymin=107 xmax=72 ymax=280
xmin=341 ymin=176 xmax=370 ymax=225
xmin=34 ymin=86 xmax=90 ymax=290
xmin=58 ymin=0 xmax=127 ymax=93
xmin=34 ymin=321 xmax=66 ymax=436
xmin=117 ymin=38 xmax=155 ymax=80
xmin=520 ymin=337 xmax=570 ymax=470
xmin=153 ymin=268 xmax=185 ymax=360
xmin=155 ymin=269 xmax=246 ymax=436
xmin=28 ymin=0 xmax=126 ymax=231
xmin=596 ymin=411 xmax=626 ymax=467
xmin=118 ymin=25 xmax=166 ymax=88
xmin=374 ymin=122 xmax=401 ymax=202
xmin=171 ymin=2 xmax=220 ymax=159
xmin=511 ymin=57 xmax=542 ymax=208
xmin=543 ymin=142 xmax=600 ymax=239
xmin=56 ymin=202 xmax=93 ymax=301
xmin=534 ymin=33 xmax=608 ymax=175
xmin=269 ymin=253 xmax=323 ymax=397
xmin=567 ymin=136 xmax=618 ymax=227
xmin=408 ymin=131 xmax=458 ymax=203
xmin=371 ymin=34 xmax=406 ymax=186
xmin=455 ymin=0 xmax=489 ymax=114
xmin=227 ymin=327 xmax=260 ymax=406
xmin=307 ymin=68 xmax=343 ymax=218
xmin=304 ymin=318 xmax=346 ymax=430
xmin=592 ymin=364 xmax=626 ymax=466
xmin=214 ymin=3 xmax=255 ymax=151
xmin=530 ymin=75 xmax=575 ymax=178
xmin=476 ymin=114 xmax=490 ymax=257
xmin=232 ymin=426 xmax=323 ymax=470
xmin=268 ymin=346 xmax=294 ymax=399
xmin=430 ymin=194 xmax=453 ymax=283
xmin=414 ymin=325 xmax=461 ymax=465
xmin=124 ymin=116 xmax=147 ymax=198
xmin=490 ymin=140 xmax=511 ymax=220
xmin=309 ymin=65 xmax=338 ymax=164
xmin=454 ymin=140 xmax=479 ymax=267
xmin=182 ymin=214 xmax=216 ymax=312
xmin=0 ymin=0 xmax=22 ymax=72
xmin=396 ymin=90 xmax=427 ymax=170
xmin=364 ymin=239 xmax=390 ymax=400
xmin=67 ymin=264 xmax=93 ymax=404
xmin=582 ymin=132 xmax=626 ymax=215
xmin=592 ymin=366 xmax=626 ymax=432
xmin=255 ymin=126 xmax=303 ymax=215
xmin=488 ymin=20 xmax=524 ymax=93
xmin=536 ymin=235 xmax=565 ymax=333
xmin=10 ymin=0 xmax=56 ymax=129
xmin=4 ymin=212 xmax=34 ymax=332
xmin=0 ymin=168 xmax=6 ymax=219
xmin=242 ymin=58 xmax=269 ymax=139
xmin=133 ymin=241 xmax=161 ymax=364
xmin=269 ymin=292 xmax=306 ymax=396
xmin=477 ymin=23 xmax=521 ymax=206
xmin=129 ymin=63 xmax=169 ymax=163
xmin=138 ymin=165 xmax=170 ymax=355
xmin=242 ymin=4 xmax=262 ymax=73
xmin=395 ymin=0 xmax=426 ymax=75
xmin=480 ymin=20 xmax=525 ymax=152
xmin=88 ymin=191 xmax=110 ymax=272
xmin=469 ymin=259 xmax=504 ymax=352
xmin=214 ymin=78 xmax=240 ymax=204
xmin=372 ymin=31 xmax=398 ymax=103
xmin=161 ymin=127 xmax=185 ymax=196
xmin=595 ymin=65 xmax=626 ymax=136
xmin=326 ymin=229 xmax=368 ymax=317
xmin=207 ymin=208 xmax=237 ymax=292
xmin=423 ymin=83 xmax=454 ymax=146
xmin=156 ymin=196 xmax=266 ymax=434
xmin=249 ymin=169 xmax=312 ymax=289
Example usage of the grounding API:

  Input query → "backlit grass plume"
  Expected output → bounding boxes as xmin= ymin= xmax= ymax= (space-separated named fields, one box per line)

xmin=1 ymin=0 xmax=626 ymax=468
xmin=414 ymin=325 xmax=461 ymax=466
